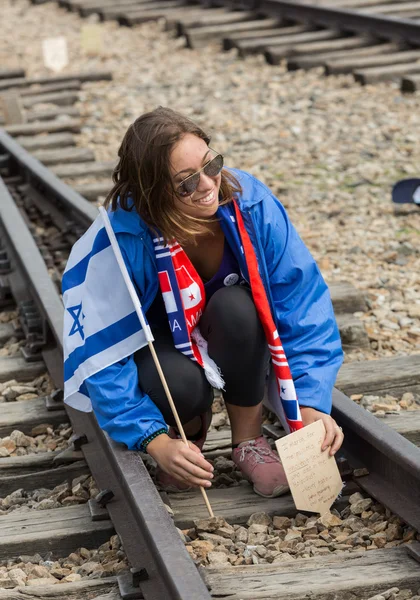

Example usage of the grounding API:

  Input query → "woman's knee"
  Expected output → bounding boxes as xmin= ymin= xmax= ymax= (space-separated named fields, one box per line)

xmin=205 ymin=286 xmax=263 ymax=341
xmin=167 ymin=363 xmax=212 ymax=417
xmin=138 ymin=353 xmax=212 ymax=424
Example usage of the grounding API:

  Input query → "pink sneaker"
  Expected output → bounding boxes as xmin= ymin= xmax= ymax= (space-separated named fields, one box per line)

xmin=232 ymin=436 xmax=289 ymax=498
xmin=155 ymin=410 xmax=212 ymax=493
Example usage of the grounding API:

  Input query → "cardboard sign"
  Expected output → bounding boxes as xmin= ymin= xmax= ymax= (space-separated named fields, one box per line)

xmin=42 ymin=37 xmax=68 ymax=73
xmin=275 ymin=420 xmax=342 ymax=516
xmin=80 ymin=24 xmax=103 ymax=56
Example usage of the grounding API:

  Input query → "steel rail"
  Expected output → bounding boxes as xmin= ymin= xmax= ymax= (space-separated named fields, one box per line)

xmin=0 ymin=129 xmax=211 ymax=600
xmin=0 ymin=129 xmax=97 ymax=229
xmin=229 ymin=0 xmax=420 ymax=46
xmin=332 ymin=388 xmax=420 ymax=531
xmin=0 ymin=176 xmax=65 ymax=352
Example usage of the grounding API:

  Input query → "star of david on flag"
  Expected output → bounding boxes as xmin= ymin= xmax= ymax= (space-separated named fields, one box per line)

xmin=62 ymin=208 xmax=153 ymax=412
xmin=67 ymin=304 xmax=85 ymax=340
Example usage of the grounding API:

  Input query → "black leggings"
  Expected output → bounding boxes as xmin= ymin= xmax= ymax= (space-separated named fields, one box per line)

xmin=134 ymin=286 xmax=269 ymax=426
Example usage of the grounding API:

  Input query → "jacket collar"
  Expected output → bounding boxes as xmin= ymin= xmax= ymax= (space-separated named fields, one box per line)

xmin=228 ymin=168 xmax=266 ymax=209
xmin=108 ymin=197 xmax=148 ymax=236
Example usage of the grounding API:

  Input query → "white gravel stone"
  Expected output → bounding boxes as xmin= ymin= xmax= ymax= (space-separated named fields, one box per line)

xmin=10 ymin=430 xmax=32 ymax=448
xmin=247 ymin=513 xmax=272 ymax=527
xmin=8 ymin=568 xmax=27 ymax=586
xmin=207 ymin=551 xmax=229 ymax=565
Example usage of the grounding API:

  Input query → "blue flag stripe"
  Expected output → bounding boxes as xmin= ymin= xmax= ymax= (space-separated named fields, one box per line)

xmin=278 ymin=398 xmax=299 ymax=421
xmin=62 ymin=228 xmax=111 ymax=292
xmin=64 ymin=311 xmax=141 ymax=382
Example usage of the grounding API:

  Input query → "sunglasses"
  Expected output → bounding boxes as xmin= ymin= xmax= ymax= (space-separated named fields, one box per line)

xmin=176 ymin=153 xmax=224 ymax=197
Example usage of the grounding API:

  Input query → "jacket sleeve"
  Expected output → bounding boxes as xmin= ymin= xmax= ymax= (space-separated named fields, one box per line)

xmin=85 ymin=232 xmax=167 ymax=451
xmin=85 ymin=356 xmax=167 ymax=451
xmin=253 ymin=189 xmax=344 ymax=414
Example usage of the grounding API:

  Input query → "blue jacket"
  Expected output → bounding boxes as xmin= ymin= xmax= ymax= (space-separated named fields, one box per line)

xmin=85 ymin=170 xmax=343 ymax=450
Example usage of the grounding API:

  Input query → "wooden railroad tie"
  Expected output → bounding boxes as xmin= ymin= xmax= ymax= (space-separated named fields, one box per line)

xmin=287 ymin=42 xmax=404 ymax=71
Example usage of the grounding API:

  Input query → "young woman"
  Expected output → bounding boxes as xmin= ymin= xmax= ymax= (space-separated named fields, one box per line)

xmin=84 ymin=107 xmax=344 ymax=498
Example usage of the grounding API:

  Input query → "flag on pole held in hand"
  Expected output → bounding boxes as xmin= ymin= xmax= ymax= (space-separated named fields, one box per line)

xmin=62 ymin=208 xmax=153 ymax=412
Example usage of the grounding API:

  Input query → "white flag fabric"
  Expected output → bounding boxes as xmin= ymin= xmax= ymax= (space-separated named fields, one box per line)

xmin=62 ymin=211 xmax=152 ymax=412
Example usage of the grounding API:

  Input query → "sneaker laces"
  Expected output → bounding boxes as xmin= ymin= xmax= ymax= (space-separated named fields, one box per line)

xmin=238 ymin=440 xmax=280 ymax=465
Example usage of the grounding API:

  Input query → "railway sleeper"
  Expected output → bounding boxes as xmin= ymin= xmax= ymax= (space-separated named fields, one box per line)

xmin=184 ymin=17 xmax=280 ymax=49
xmin=0 ymin=69 xmax=25 ymax=81
xmin=325 ymin=48 xmax=420 ymax=75
xmin=31 ymin=147 xmax=95 ymax=167
xmin=19 ymin=80 xmax=82 ymax=96
xmin=263 ymin=33 xmax=374 ymax=63
xmin=22 ymin=91 xmax=80 ymax=108
xmin=354 ymin=60 xmax=420 ymax=84
xmin=0 ymin=356 xmax=44 ymax=384
xmin=202 ymin=547 xmax=420 ymax=599
xmin=0 ymin=461 xmax=90 ymax=498
xmin=14 ymin=133 xmax=77 ymax=152
xmin=0 ymin=578 xmax=119 ymax=600
xmin=166 ymin=8 xmax=233 ymax=32
xmin=286 ymin=41 xmax=404 ymax=70
xmin=0 ymin=504 xmax=114 ymax=562
xmin=84 ymin=0 xmax=149 ymax=19
xmin=98 ymin=0 xmax=176 ymax=21
xmin=25 ymin=107 xmax=80 ymax=123
xmin=0 ymin=396 xmax=67 ymax=438
xmin=5 ymin=119 xmax=82 ymax=137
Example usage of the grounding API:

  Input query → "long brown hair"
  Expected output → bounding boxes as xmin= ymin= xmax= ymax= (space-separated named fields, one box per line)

xmin=104 ymin=107 xmax=242 ymax=245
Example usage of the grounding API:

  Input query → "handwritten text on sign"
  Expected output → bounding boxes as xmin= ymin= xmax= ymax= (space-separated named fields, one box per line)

xmin=275 ymin=420 xmax=342 ymax=516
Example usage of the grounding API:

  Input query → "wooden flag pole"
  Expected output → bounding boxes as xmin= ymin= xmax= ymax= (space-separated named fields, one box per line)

xmin=99 ymin=208 xmax=214 ymax=518
xmin=147 ymin=342 xmax=214 ymax=517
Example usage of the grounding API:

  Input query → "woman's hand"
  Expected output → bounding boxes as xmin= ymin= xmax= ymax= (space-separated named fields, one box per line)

xmin=300 ymin=407 xmax=344 ymax=456
xmin=146 ymin=434 xmax=214 ymax=487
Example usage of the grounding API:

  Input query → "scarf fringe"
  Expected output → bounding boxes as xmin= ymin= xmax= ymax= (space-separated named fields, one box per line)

xmin=191 ymin=328 xmax=225 ymax=390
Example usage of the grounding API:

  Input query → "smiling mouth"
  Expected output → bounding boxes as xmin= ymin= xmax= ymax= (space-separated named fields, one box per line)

xmin=194 ymin=190 xmax=215 ymax=205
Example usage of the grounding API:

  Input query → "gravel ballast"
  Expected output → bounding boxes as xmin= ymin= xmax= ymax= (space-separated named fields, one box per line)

xmin=0 ymin=535 xmax=128 ymax=587
xmin=181 ymin=492 xmax=419 ymax=568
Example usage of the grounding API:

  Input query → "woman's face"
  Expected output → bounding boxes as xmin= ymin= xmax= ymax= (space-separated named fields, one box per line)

xmin=169 ymin=133 xmax=222 ymax=220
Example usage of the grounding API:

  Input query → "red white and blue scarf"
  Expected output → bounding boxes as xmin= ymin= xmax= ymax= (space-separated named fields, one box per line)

xmin=153 ymin=201 xmax=303 ymax=433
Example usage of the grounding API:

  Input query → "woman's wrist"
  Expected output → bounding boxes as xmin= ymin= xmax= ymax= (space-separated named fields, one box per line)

xmin=145 ymin=432 xmax=170 ymax=458
xmin=300 ymin=407 xmax=326 ymax=416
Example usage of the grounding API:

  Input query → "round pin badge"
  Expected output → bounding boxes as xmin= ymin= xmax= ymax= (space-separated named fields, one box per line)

xmin=224 ymin=273 xmax=239 ymax=286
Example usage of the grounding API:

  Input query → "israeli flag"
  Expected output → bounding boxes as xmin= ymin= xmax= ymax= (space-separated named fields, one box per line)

xmin=63 ymin=207 xmax=153 ymax=412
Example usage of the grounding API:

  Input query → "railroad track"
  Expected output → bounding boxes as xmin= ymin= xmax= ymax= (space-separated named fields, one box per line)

xmin=31 ymin=0 xmax=420 ymax=91
xmin=1 ymin=128 xmax=420 ymax=599
xmin=0 ymin=68 xmax=115 ymax=204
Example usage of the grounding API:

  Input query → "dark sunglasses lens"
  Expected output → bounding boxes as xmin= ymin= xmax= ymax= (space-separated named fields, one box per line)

xmin=177 ymin=155 xmax=223 ymax=196
xmin=178 ymin=172 xmax=200 ymax=197
xmin=204 ymin=154 xmax=223 ymax=177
